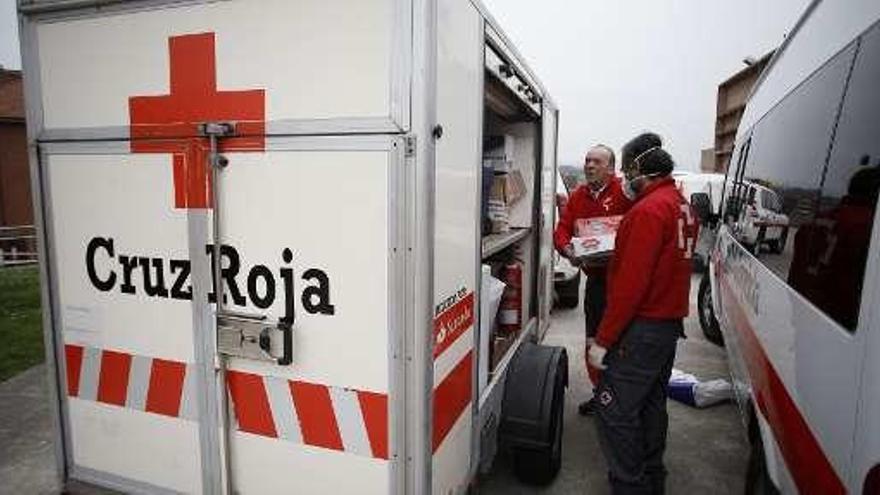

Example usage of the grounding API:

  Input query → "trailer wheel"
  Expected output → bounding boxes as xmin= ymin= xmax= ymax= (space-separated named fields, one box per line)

xmin=511 ymin=365 xmax=564 ymax=484
xmin=698 ymin=272 xmax=724 ymax=347
xmin=499 ymin=343 xmax=568 ymax=486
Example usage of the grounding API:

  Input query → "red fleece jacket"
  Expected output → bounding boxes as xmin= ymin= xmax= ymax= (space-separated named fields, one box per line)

xmin=595 ymin=178 xmax=699 ymax=348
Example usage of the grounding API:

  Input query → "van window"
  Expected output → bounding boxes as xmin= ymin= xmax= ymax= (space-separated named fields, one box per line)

xmin=793 ymin=25 xmax=880 ymax=331
xmin=761 ymin=189 xmax=781 ymax=213
xmin=723 ymin=138 xmax=750 ymax=224
xmin=731 ymin=42 xmax=857 ymax=299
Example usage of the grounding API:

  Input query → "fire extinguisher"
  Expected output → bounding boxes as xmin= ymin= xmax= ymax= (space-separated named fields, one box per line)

xmin=498 ymin=262 xmax=522 ymax=335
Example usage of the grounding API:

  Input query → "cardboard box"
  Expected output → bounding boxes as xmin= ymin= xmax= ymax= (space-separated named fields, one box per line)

xmin=488 ymin=171 xmax=526 ymax=206
xmin=571 ymin=215 xmax=623 ymax=259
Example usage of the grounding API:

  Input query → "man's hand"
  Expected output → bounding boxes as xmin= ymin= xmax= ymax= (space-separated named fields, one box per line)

xmin=587 ymin=362 xmax=601 ymax=387
xmin=585 ymin=339 xmax=604 ymax=386
xmin=563 ymin=244 xmax=581 ymax=267
xmin=587 ymin=344 xmax=608 ymax=370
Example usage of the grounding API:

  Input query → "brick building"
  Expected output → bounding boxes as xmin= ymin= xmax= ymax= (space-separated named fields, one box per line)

xmin=710 ymin=51 xmax=775 ymax=173
xmin=0 ymin=68 xmax=35 ymax=260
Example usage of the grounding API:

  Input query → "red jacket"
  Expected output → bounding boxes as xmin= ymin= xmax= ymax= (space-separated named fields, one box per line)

xmin=788 ymin=197 xmax=874 ymax=330
xmin=595 ymin=178 xmax=698 ymax=348
xmin=554 ymin=177 xmax=632 ymax=276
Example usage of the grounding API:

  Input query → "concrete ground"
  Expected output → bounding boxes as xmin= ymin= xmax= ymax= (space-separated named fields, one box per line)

xmin=479 ymin=274 xmax=749 ymax=494
xmin=0 ymin=276 xmax=747 ymax=494
xmin=0 ymin=364 xmax=61 ymax=494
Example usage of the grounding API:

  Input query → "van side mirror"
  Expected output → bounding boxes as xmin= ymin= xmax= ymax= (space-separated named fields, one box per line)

xmin=690 ymin=192 xmax=712 ymax=225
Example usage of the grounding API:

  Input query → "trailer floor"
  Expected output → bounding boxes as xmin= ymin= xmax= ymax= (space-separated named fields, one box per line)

xmin=479 ymin=274 xmax=749 ymax=494
xmin=0 ymin=276 xmax=747 ymax=494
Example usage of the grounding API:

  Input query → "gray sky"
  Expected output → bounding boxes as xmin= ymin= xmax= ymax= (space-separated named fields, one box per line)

xmin=482 ymin=0 xmax=809 ymax=169
xmin=1 ymin=0 xmax=807 ymax=169
xmin=0 ymin=0 xmax=18 ymax=70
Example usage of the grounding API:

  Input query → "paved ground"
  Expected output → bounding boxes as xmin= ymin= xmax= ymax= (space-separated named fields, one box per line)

xmin=0 ymin=364 xmax=61 ymax=494
xmin=0 ymin=276 xmax=747 ymax=494
xmin=479 ymin=274 xmax=749 ymax=494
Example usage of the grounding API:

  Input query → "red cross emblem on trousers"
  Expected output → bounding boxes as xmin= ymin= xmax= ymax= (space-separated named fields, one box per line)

xmin=128 ymin=32 xmax=266 ymax=209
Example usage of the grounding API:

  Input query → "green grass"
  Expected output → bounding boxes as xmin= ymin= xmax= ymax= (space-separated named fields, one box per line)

xmin=0 ymin=265 xmax=44 ymax=382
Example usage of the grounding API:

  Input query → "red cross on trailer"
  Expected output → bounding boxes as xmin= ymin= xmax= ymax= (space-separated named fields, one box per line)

xmin=128 ymin=32 xmax=265 ymax=209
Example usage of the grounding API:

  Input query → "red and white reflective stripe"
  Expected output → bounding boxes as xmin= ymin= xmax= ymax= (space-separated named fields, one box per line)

xmin=64 ymin=345 xmax=389 ymax=460
xmin=432 ymin=350 xmax=473 ymax=452
xmin=431 ymin=290 xmax=476 ymax=452
xmin=225 ymin=370 xmax=388 ymax=460
xmin=64 ymin=344 xmax=198 ymax=420
xmin=717 ymin=272 xmax=847 ymax=494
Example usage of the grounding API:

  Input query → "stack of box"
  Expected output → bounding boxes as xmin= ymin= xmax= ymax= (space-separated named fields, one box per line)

xmin=483 ymin=135 xmax=526 ymax=234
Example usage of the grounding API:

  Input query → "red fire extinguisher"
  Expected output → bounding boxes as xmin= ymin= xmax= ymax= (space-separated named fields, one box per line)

xmin=498 ymin=262 xmax=522 ymax=335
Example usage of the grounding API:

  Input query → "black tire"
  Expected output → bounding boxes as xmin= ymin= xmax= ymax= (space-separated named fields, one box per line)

xmin=769 ymin=228 xmax=789 ymax=254
xmin=698 ymin=272 xmax=724 ymax=347
xmin=745 ymin=416 xmax=780 ymax=495
xmin=511 ymin=364 xmax=565 ymax=485
xmin=554 ymin=272 xmax=581 ymax=309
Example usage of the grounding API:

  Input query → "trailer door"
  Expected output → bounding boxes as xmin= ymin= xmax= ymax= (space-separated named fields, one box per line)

xmin=41 ymin=135 xmax=404 ymax=495
xmin=538 ymin=105 xmax=559 ymax=339
xmin=213 ymin=136 xmax=403 ymax=494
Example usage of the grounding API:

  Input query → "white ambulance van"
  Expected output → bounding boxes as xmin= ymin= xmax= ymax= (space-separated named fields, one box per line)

xmin=694 ymin=1 xmax=880 ymax=492
xmin=17 ymin=0 xmax=566 ymax=493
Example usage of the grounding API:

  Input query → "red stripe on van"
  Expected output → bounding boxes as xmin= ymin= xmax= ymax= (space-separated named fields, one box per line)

xmin=97 ymin=350 xmax=132 ymax=406
xmin=227 ymin=371 xmax=277 ymax=438
xmin=290 ymin=381 xmax=343 ymax=451
xmin=145 ymin=359 xmax=186 ymax=417
xmin=64 ymin=345 xmax=83 ymax=397
xmin=432 ymin=350 xmax=473 ymax=452
xmin=719 ymin=275 xmax=846 ymax=494
xmin=358 ymin=391 xmax=389 ymax=460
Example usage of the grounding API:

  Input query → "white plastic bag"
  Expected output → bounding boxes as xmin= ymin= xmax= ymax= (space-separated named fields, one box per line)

xmin=478 ymin=266 xmax=507 ymax=394
xmin=693 ymin=379 xmax=734 ymax=408
xmin=666 ymin=368 xmax=733 ymax=408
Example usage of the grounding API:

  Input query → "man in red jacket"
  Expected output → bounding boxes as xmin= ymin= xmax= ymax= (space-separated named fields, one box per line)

xmin=588 ymin=133 xmax=698 ymax=495
xmin=554 ymin=144 xmax=632 ymax=415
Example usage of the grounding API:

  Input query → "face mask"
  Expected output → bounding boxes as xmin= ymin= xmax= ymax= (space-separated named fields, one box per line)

xmin=623 ymin=172 xmax=661 ymax=200
xmin=623 ymin=179 xmax=638 ymax=200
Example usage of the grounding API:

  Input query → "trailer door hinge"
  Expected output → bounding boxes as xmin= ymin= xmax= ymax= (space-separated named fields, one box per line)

xmin=404 ymin=136 xmax=416 ymax=158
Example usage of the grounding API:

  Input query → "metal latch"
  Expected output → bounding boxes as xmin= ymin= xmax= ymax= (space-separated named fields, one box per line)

xmin=217 ymin=312 xmax=294 ymax=365
xmin=404 ymin=135 xmax=416 ymax=157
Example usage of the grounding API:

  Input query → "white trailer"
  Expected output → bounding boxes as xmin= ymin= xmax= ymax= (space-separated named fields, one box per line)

xmin=18 ymin=0 xmax=565 ymax=493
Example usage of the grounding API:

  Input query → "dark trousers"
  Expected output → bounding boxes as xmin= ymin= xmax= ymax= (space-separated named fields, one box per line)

xmin=594 ymin=319 xmax=682 ymax=495
xmin=584 ymin=274 xmax=607 ymax=340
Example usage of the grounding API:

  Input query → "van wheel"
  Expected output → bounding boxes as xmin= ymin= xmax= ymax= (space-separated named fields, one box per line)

xmin=745 ymin=416 xmax=779 ymax=495
xmin=698 ymin=272 xmax=724 ymax=347
xmin=511 ymin=365 xmax=564 ymax=485
xmin=769 ymin=229 xmax=788 ymax=254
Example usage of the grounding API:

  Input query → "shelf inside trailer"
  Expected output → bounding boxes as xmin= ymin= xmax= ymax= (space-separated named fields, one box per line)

xmin=481 ymin=227 xmax=530 ymax=259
